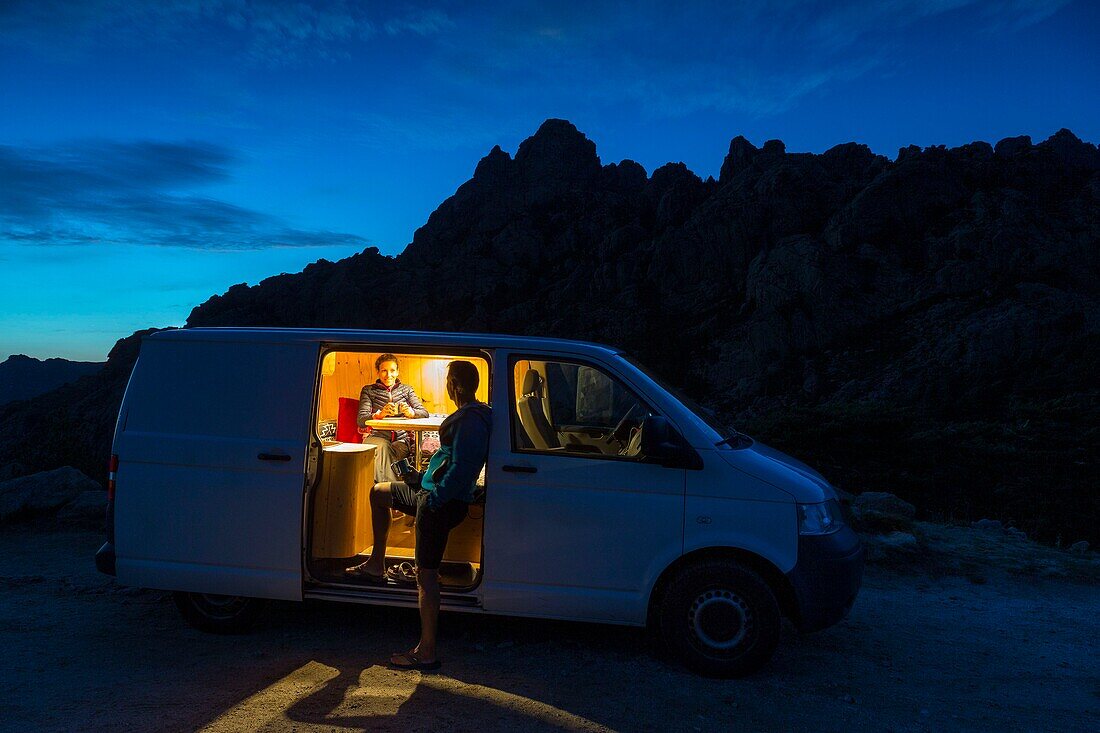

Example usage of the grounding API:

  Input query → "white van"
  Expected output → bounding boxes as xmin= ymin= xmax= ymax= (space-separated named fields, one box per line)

xmin=96 ymin=328 xmax=862 ymax=676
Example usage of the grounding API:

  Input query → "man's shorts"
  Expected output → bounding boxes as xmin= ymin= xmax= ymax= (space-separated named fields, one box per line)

xmin=382 ymin=481 xmax=469 ymax=571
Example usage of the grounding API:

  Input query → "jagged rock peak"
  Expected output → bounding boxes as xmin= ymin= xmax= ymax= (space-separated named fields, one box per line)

xmin=762 ymin=139 xmax=786 ymax=156
xmin=896 ymin=144 xmax=923 ymax=162
xmin=719 ymin=135 xmax=759 ymax=184
xmin=650 ymin=161 xmax=701 ymax=191
xmin=1045 ymin=128 xmax=1082 ymax=145
xmin=483 ymin=144 xmax=511 ymax=162
xmin=824 ymin=141 xmax=875 ymax=158
xmin=613 ymin=158 xmax=647 ymax=179
xmin=514 ymin=118 xmax=601 ymax=182
xmin=951 ymin=141 xmax=995 ymax=159
xmin=1038 ymin=128 xmax=1100 ymax=169
xmin=603 ymin=159 xmax=648 ymax=192
xmin=524 ymin=117 xmax=590 ymax=144
xmin=104 ymin=328 xmax=163 ymax=373
xmin=994 ymin=135 xmax=1032 ymax=157
xmin=473 ymin=144 xmax=514 ymax=181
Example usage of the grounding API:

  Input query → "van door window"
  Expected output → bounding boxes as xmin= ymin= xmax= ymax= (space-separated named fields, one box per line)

xmin=512 ymin=358 xmax=652 ymax=459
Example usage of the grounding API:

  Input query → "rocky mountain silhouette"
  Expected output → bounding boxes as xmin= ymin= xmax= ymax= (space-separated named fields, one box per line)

xmin=1 ymin=119 xmax=1096 ymax=543
xmin=0 ymin=332 xmax=148 ymax=484
xmin=0 ymin=355 xmax=104 ymax=407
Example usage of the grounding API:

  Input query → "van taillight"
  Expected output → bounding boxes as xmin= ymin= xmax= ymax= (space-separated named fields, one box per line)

xmin=108 ymin=454 xmax=118 ymax=500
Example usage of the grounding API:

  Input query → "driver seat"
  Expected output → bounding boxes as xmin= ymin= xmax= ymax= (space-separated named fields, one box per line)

xmin=517 ymin=369 xmax=560 ymax=450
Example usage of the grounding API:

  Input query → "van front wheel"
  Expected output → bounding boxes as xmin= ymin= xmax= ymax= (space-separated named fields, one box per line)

xmin=173 ymin=592 xmax=267 ymax=634
xmin=656 ymin=560 xmax=780 ymax=677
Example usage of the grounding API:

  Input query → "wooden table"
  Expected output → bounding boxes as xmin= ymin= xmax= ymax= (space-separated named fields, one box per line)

xmin=364 ymin=415 xmax=445 ymax=469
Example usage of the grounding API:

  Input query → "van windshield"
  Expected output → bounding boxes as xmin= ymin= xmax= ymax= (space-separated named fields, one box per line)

xmin=616 ymin=353 xmax=750 ymax=449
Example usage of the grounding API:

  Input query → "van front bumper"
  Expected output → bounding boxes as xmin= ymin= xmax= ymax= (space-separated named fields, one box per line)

xmin=786 ymin=525 xmax=863 ymax=632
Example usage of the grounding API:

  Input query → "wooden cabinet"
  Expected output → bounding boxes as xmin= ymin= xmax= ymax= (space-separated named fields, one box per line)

xmin=311 ymin=443 xmax=376 ymax=558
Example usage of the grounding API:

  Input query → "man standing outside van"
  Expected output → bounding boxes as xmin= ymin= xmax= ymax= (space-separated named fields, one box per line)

xmin=357 ymin=354 xmax=429 ymax=483
xmin=349 ymin=360 xmax=491 ymax=671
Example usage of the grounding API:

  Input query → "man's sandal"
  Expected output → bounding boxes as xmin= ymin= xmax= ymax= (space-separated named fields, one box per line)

xmin=344 ymin=562 xmax=387 ymax=584
xmin=390 ymin=651 xmax=441 ymax=671
xmin=385 ymin=561 xmax=418 ymax=587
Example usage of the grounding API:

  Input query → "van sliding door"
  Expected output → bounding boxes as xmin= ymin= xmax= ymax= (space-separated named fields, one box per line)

xmin=114 ymin=338 xmax=316 ymax=601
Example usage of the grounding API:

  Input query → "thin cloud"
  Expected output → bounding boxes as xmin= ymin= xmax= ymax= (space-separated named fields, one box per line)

xmin=384 ymin=9 xmax=454 ymax=36
xmin=2 ymin=0 xmax=1069 ymax=116
xmin=0 ymin=0 xmax=453 ymax=66
xmin=0 ymin=140 xmax=368 ymax=250
xmin=978 ymin=0 xmax=1073 ymax=31
xmin=0 ymin=141 xmax=232 ymax=220
xmin=425 ymin=0 xmax=1074 ymax=118
xmin=345 ymin=110 xmax=519 ymax=152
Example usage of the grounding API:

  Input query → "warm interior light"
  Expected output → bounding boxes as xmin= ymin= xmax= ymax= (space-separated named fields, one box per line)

xmin=318 ymin=351 xmax=488 ymax=423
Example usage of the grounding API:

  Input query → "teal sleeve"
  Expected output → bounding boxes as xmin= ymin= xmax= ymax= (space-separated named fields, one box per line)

xmin=426 ymin=416 xmax=489 ymax=508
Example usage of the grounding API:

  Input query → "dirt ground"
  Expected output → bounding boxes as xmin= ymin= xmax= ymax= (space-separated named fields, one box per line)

xmin=0 ymin=527 xmax=1097 ymax=733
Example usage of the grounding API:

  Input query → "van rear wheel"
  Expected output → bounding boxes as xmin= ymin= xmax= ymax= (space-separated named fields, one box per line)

xmin=173 ymin=592 xmax=267 ymax=634
xmin=656 ymin=560 xmax=780 ymax=677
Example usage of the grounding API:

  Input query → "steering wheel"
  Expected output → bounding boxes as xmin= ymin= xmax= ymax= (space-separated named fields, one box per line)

xmin=603 ymin=403 xmax=642 ymax=445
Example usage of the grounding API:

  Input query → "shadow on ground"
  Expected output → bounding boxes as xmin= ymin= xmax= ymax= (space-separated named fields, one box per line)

xmin=2 ymin=529 xmax=1098 ymax=733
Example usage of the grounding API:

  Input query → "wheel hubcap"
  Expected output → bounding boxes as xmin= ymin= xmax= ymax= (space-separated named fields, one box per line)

xmin=197 ymin=593 xmax=248 ymax=619
xmin=689 ymin=589 xmax=750 ymax=650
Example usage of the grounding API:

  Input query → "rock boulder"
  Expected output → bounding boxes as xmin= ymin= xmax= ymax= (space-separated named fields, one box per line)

xmin=851 ymin=492 xmax=917 ymax=533
xmin=0 ymin=462 xmax=28 ymax=482
xmin=57 ymin=490 xmax=108 ymax=525
xmin=862 ymin=531 xmax=920 ymax=563
xmin=0 ymin=467 xmax=103 ymax=522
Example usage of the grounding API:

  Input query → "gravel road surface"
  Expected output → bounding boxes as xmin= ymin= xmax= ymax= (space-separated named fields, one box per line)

xmin=1 ymin=528 xmax=1097 ymax=732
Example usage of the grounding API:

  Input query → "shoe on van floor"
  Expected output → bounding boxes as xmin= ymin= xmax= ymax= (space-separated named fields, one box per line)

xmin=385 ymin=561 xmax=418 ymax=586
xmin=343 ymin=561 xmax=386 ymax=584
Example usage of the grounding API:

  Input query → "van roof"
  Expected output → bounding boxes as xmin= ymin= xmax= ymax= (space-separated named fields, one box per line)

xmin=148 ymin=327 xmax=620 ymax=357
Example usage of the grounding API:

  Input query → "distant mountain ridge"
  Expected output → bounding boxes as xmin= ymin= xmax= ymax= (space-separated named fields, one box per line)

xmin=1 ymin=120 xmax=1097 ymax=543
xmin=0 ymin=355 xmax=104 ymax=406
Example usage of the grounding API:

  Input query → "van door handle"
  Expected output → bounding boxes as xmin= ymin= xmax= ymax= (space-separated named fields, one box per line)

xmin=258 ymin=452 xmax=292 ymax=462
xmin=502 ymin=464 xmax=537 ymax=473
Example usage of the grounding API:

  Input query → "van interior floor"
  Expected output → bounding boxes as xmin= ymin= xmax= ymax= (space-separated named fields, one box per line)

xmin=310 ymin=555 xmax=480 ymax=592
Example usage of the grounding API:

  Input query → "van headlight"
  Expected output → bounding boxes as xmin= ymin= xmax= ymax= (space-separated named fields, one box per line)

xmin=797 ymin=500 xmax=844 ymax=535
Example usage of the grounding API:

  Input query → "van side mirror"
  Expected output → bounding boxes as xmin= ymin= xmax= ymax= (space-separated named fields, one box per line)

xmin=640 ymin=416 xmax=702 ymax=470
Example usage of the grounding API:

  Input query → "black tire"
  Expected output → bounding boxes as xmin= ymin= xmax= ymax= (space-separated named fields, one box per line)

xmin=172 ymin=591 xmax=267 ymax=634
xmin=656 ymin=560 xmax=781 ymax=677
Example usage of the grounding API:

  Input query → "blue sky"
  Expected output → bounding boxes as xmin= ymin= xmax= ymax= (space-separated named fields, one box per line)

xmin=1 ymin=0 xmax=1097 ymax=360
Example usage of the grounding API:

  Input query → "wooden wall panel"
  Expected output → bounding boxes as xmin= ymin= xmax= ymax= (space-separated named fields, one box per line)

xmin=319 ymin=352 xmax=490 ymax=425
xmin=377 ymin=511 xmax=483 ymax=565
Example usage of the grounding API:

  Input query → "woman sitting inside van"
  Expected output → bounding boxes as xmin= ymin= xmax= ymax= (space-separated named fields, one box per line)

xmin=357 ymin=353 xmax=428 ymax=483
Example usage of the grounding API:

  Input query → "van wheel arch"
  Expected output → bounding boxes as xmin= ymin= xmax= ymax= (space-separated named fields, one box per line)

xmin=647 ymin=547 xmax=797 ymax=633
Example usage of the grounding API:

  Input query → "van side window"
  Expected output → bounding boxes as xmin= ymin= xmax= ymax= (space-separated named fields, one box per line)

xmin=512 ymin=358 xmax=652 ymax=459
